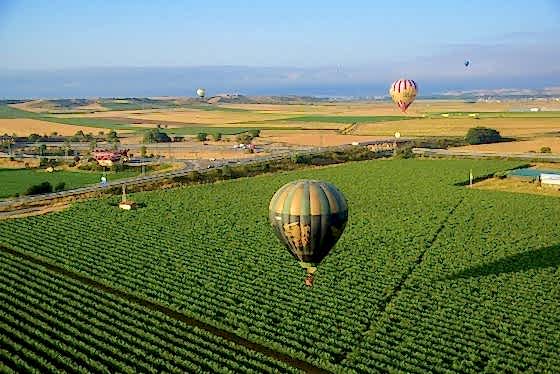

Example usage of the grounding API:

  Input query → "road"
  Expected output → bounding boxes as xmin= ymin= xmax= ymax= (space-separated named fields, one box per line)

xmin=0 ymin=149 xmax=328 ymax=210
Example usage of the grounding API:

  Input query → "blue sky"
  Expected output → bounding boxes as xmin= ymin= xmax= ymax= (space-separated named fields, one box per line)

xmin=1 ymin=0 xmax=559 ymax=97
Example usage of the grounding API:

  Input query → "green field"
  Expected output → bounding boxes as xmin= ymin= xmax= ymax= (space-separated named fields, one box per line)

xmin=267 ymin=115 xmax=413 ymax=124
xmin=0 ymin=168 xmax=139 ymax=198
xmin=1 ymin=159 xmax=559 ymax=372
xmin=0 ymin=105 xmax=138 ymax=131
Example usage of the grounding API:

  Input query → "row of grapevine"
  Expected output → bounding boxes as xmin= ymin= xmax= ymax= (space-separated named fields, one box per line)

xmin=0 ymin=159 xmax=529 ymax=371
xmin=0 ymin=250 xmax=299 ymax=373
xmin=342 ymin=188 xmax=560 ymax=373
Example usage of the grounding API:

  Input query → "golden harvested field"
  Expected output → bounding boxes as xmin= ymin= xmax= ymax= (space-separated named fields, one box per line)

xmin=355 ymin=117 xmax=560 ymax=137
xmin=256 ymin=132 xmax=389 ymax=146
xmin=222 ymin=99 xmax=560 ymax=116
xmin=5 ymin=99 xmax=560 ymax=147
xmin=10 ymin=100 xmax=51 ymax=113
xmin=473 ymin=177 xmax=560 ymax=197
xmin=0 ymin=158 xmax=39 ymax=168
xmin=0 ymin=119 xmax=101 ymax=136
xmin=452 ymin=137 xmax=560 ymax=153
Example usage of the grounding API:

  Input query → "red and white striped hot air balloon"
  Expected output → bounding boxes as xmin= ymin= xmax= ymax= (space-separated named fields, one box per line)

xmin=389 ymin=79 xmax=418 ymax=113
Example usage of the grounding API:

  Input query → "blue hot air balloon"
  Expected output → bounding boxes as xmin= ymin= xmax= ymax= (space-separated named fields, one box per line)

xmin=464 ymin=60 xmax=470 ymax=67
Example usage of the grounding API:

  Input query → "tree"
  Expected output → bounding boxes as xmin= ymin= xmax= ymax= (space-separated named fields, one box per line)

xmin=37 ymin=144 xmax=47 ymax=156
xmin=63 ymin=139 xmax=72 ymax=157
xmin=106 ymin=130 xmax=118 ymax=142
xmin=28 ymin=133 xmax=41 ymax=143
xmin=248 ymin=129 xmax=261 ymax=138
xmin=140 ymin=145 xmax=147 ymax=157
xmin=143 ymin=129 xmax=171 ymax=143
xmin=24 ymin=181 xmax=53 ymax=196
xmin=236 ymin=133 xmax=253 ymax=144
xmin=89 ymin=140 xmax=97 ymax=153
xmin=213 ymin=132 xmax=223 ymax=141
xmin=54 ymin=182 xmax=66 ymax=192
xmin=196 ymin=132 xmax=208 ymax=142
xmin=540 ymin=146 xmax=552 ymax=153
xmin=465 ymin=127 xmax=502 ymax=145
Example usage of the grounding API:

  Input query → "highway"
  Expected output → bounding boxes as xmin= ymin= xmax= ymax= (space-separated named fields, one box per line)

xmin=0 ymin=148 xmax=329 ymax=210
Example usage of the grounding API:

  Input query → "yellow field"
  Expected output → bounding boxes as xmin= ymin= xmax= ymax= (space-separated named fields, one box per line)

xmin=0 ymin=119 xmax=101 ymax=136
xmin=355 ymin=117 xmax=560 ymax=137
xmin=257 ymin=132 xmax=388 ymax=146
xmin=474 ymin=177 xmax=560 ymax=197
xmin=5 ymin=99 xmax=560 ymax=148
xmin=452 ymin=137 xmax=560 ymax=153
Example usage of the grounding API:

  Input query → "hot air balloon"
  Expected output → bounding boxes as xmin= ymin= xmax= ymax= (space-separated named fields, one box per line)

xmin=269 ymin=180 xmax=348 ymax=287
xmin=464 ymin=60 xmax=470 ymax=67
xmin=389 ymin=79 xmax=417 ymax=113
xmin=196 ymin=88 xmax=206 ymax=99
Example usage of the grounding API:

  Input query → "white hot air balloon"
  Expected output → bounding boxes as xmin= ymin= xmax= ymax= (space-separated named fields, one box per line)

xmin=196 ymin=88 xmax=206 ymax=99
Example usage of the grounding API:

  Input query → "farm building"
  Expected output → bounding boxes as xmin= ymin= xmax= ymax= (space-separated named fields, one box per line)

xmin=93 ymin=149 xmax=129 ymax=166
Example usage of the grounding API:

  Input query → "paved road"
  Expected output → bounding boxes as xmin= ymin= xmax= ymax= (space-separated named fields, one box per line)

xmin=0 ymin=149 xmax=328 ymax=209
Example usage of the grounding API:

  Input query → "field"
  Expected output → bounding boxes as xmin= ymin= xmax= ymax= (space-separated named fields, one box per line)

xmin=1 ymin=158 xmax=559 ymax=372
xmin=0 ymin=168 xmax=139 ymax=198
xmin=3 ymin=100 xmax=560 ymax=150
xmin=354 ymin=117 xmax=560 ymax=137
xmin=452 ymin=137 xmax=560 ymax=153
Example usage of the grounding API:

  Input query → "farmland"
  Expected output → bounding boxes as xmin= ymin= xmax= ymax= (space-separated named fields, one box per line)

xmin=1 ymin=158 xmax=559 ymax=372
xmin=0 ymin=168 xmax=139 ymax=198
xmin=3 ymin=99 xmax=560 ymax=149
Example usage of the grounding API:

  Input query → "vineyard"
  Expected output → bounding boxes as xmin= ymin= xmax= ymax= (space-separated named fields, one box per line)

xmin=1 ymin=158 xmax=559 ymax=373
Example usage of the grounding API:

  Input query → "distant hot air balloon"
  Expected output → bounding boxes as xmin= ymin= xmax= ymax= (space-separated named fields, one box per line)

xmin=464 ymin=60 xmax=470 ymax=67
xmin=389 ymin=79 xmax=418 ymax=113
xmin=269 ymin=180 xmax=348 ymax=287
xmin=196 ymin=88 xmax=206 ymax=99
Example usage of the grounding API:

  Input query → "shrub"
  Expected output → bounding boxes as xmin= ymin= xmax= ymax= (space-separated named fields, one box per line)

xmin=465 ymin=127 xmax=502 ymax=145
xmin=394 ymin=146 xmax=415 ymax=159
xmin=236 ymin=133 xmax=253 ymax=144
xmin=196 ymin=132 xmax=208 ymax=142
xmin=248 ymin=129 xmax=261 ymax=138
xmin=25 ymin=181 xmax=53 ymax=196
xmin=540 ymin=146 xmax=552 ymax=153
xmin=54 ymin=182 xmax=66 ymax=192
xmin=143 ymin=129 xmax=171 ymax=143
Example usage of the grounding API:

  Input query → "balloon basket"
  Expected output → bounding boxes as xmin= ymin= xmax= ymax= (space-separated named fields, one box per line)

xmin=300 ymin=262 xmax=317 ymax=287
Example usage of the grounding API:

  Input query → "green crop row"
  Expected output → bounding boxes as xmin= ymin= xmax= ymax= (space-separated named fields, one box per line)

xmin=0 ymin=159 xmax=537 ymax=372
xmin=0 ymin=250 xmax=298 ymax=373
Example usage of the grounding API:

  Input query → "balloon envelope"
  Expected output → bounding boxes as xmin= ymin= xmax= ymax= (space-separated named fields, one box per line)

xmin=389 ymin=79 xmax=418 ymax=113
xmin=464 ymin=60 xmax=470 ymax=67
xmin=196 ymin=88 xmax=206 ymax=98
xmin=269 ymin=180 xmax=348 ymax=267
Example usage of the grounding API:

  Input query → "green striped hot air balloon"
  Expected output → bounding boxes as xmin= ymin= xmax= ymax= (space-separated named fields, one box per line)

xmin=269 ymin=180 xmax=348 ymax=286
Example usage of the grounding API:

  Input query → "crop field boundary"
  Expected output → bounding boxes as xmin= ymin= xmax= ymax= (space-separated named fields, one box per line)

xmin=0 ymin=244 xmax=328 ymax=374
xmin=340 ymin=196 xmax=466 ymax=365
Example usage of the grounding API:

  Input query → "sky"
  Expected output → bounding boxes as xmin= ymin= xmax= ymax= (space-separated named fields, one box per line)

xmin=1 ymin=0 xmax=559 ymax=98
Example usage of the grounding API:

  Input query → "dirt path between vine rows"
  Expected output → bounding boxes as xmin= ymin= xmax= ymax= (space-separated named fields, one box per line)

xmin=0 ymin=245 xmax=328 ymax=373
xmin=338 ymin=196 xmax=466 ymax=365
